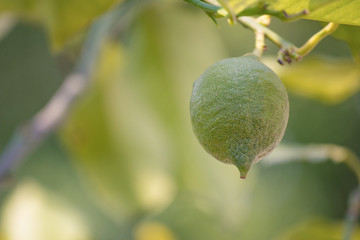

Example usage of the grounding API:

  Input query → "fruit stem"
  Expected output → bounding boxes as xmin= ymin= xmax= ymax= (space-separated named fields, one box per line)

xmin=252 ymin=30 xmax=266 ymax=57
xmin=238 ymin=16 xmax=301 ymax=63
xmin=250 ymin=15 xmax=273 ymax=57
xmin=296 ymin=22 xmax=339 ymax=57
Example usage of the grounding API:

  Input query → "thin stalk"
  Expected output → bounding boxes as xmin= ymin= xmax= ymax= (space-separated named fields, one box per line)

xmin=238 ymin=17 xmax=337 ymax=64
xmin=297 ymin=22 xmax=339 ymax=56
xmin=237 ymin=16 xmax=294 ymax=49
xmin=343 ymin=187 xmax=360 ymax=240
xmin=251 ymin=15 xmax=271 ymax=57
xmin=335 ymin=147 xmax=360 ymax=240
xmin=345 ymin=151 xmax=360 ymax=183
xmin=253 ymin=30 xmax=265 ymax=57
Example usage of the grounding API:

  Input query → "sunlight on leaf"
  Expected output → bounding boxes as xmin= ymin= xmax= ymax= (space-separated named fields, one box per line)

xmin=305 ymin=0 xmax=360 ymax=26
xmin=134 ymin=221 xmax=177 ymax=240
xmin=1 ymin=179 xmax=90 ymax=240
xmin=266 ymin=0 xmax=335 ymax=15
xmin=267 ymin=0 xmax=360 ymax=26
xmin=134 ymin=171 xmax=176 ymax=212
xmin=222 ymin=0 xmax=258 ymax=16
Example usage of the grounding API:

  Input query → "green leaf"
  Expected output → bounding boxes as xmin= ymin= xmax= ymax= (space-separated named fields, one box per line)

xmin=218 ymin=0 xmax=360 ymax=26
xmin=265 ymin=0 xmax=337 ymax=16
xmin=0 ymin=0 xmax=121 ymax=48
xmin=223 ymin=0 xmax=258 ymax=15
xmin=304 ymin=0 xmax=360 ymax=26
xmin=331 ymin=25 xmax=360 ymax=64
xmin=267 ymin=0 xmax=360 ymax=26
xmin=205 ymin=11 xmax=219 ymax=26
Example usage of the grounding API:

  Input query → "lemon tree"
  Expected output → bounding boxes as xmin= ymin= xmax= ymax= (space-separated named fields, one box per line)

xmin=0 ymin=0 xmax=360 ymax=239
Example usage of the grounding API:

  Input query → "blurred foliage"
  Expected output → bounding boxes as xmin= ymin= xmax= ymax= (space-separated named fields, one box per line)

xmin=1 ymin=179 xmax=90 ymax=240
xmin=134 ymin=221 xmax=176 ymax=240
xmin=0 ymin=0 xmax=121 ymax=48
xmin=332 ymin=25 xmax=360 ymax=64
xmin=278 ymin=218 xmax=360 ymax=240
xmin=0 ymin=23 xmax=62 ymax=149
xmin=265 ymin=56 xmax=360 ymax=104
xmin=61 ymin=42 xmax=142 ymax=217
xmin=0 ymin=0 xmax=360 ymax=240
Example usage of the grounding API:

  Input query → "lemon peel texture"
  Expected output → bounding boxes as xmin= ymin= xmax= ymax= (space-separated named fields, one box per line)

xmin=190 ymin=55 xmax=289 ymax=179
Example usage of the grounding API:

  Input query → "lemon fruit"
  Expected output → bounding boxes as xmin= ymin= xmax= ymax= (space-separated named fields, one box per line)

xmin=190 ymin=55 xmax=289 ymax=179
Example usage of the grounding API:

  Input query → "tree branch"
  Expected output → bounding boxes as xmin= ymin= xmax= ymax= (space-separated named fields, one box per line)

xmin=237 ymin=16 xmax=300 ymax=64
xmin=237 ymin=17 xmax=338 ymax=64
xmin=0 ymin=11 xmax=115 ymax=183
xmin=343 ymin=186 xmax=360 ymax=240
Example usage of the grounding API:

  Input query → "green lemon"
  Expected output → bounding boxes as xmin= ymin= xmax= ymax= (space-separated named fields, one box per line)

xmin=190 ymin=55 xmax=289 ymax=179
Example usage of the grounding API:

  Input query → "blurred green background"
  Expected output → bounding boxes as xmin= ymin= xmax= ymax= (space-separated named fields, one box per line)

xmin=0 ymin=0 xmax=360 ymax=239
